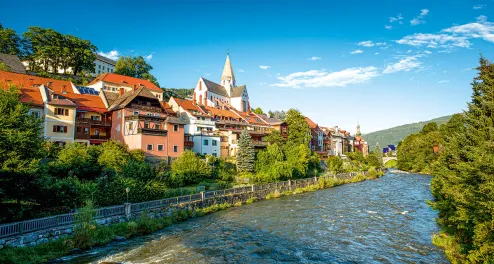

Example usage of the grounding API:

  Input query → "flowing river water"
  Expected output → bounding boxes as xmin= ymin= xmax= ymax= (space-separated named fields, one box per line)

xmin=58 ymin=171 xmax=447 ymax=263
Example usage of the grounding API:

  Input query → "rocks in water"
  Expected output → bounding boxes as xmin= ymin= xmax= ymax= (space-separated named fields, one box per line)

xmin=113 ymin=236 xmax=127 ymax=242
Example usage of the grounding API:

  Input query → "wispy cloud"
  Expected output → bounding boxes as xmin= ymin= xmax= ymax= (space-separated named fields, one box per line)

xmin=145 ymin=53 xmax=154 ymax=61
xmin=375 ymin=52 xmax=380 ymax=55
xmin=237 ymin=68 xmax=244 ymax=72
xmin=397 ymin=15 xmax=494 ymax=50
xmin=385 ymin=25 xmax=393 ymax=30
xmin=357 ymin=41 xmax=387 ymax=47
xmin=308 ymin=56 xmax=322 ymax=61
xmin=383 ymin=55 xmax=423 ymax=74
xmin=473 ymin=4 xmax=485 ymax=10
xmin=350 ymin=49 xmax=364 ymax=54
xmin=259 ymin=65 xmax=271 ymax=70
xmin=438 ymin=80 xmax=450 ymax=83
xmin=410 ymin=9 xmax=429 ymax=26
xmin=271 ymin=67 xmax=379 ymax=88
xmin=389 ymin=14 xmax=404 ymax=24
xmin=97 ymin=50 xmax=120 ymax=61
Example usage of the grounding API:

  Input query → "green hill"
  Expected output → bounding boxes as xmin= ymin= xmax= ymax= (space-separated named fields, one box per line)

xmin=162 ymin=88 xmax=194 ymax=100
xmin=363 ymin=115 xmax=454 ymax=148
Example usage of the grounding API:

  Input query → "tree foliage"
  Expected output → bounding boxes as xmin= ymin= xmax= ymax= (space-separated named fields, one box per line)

xmin=236 ymin=130 xmax=255 ymax=173
xmin=169 ymin=150 xmax=211 ymax=187
xmin=0 ymin=24 xmax=23 ymax=56
xmin=285 ymin=109 xmax=311 ymax=147
xmin=252 ymin=107 xmax=264 ymax=115
xmin=115 ymin=56 xmax=153 ymax=78
xmin=263 ymin=129 xmax=286 ymax=146
xmin=326 ymin=155 xmax=343 ymax=174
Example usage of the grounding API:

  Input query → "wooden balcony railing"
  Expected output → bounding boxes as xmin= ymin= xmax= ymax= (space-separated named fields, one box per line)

xmin=125 ymin=114 xmax=166 ymax=121
xmin=138 ymin=127 xmax=167 ymax=136
xmin=130 ymin=104 xmax=163 ymax=113
xmin=75 ymin=117 xmax=112 ymax=126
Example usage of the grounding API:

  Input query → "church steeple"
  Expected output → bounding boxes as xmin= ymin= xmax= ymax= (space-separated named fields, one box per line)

xmin=220 ymin=54 xmax=236 ymax=93
xmin=356 ymin=122 xmax=361 ymax=136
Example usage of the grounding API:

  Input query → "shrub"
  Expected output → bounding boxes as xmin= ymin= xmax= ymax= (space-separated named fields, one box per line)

xmin=170 ymin=150 xmax=211 ymax=187
xmin=246 ymin=197 xmax=256 ymax=204
xmin=327 ymin=156 xmax=343 ymax=174
xmin=367 ymin=166 xmax=378 ymax=179
xmin=73 ymin=200 xmax=97 ymax=249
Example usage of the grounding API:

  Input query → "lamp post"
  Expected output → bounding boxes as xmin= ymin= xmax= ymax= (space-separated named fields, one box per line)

xmin=125 ymin=187 xmax=130 ymax=203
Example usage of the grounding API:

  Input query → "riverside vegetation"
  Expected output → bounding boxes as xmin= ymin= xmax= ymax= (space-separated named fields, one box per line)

xmin=0 ymin=168 xmax=384 ymax=264
xmin=396 ymin=57 xmax=494 ymax=263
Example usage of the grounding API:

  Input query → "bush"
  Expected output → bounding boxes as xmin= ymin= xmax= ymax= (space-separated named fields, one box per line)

xmin=327 ymin=156 xmax=343 ymax=174
xmin=367 ymin=166 xmax=378 ymax=179
xmin=169 ymin=150 xmax=211 ymax=187
xmin=246 ymin=197 xmax=256 ymax=204
xmin=73 ymin=200 xmax=97 ymax=249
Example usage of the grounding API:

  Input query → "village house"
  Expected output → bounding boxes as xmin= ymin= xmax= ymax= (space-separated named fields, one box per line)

xmin=87 ymin=72 xmax=164 ymax=101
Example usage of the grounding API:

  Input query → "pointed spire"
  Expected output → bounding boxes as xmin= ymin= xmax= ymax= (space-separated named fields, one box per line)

xmin=221 ymin=54 xmax=235 ymax=82
xmin=356 ymin=122 xmax=361 ymax=136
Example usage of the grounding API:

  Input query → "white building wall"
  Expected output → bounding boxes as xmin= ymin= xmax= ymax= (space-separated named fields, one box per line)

xmin=192 ymin=135 xmax=220 ymax=157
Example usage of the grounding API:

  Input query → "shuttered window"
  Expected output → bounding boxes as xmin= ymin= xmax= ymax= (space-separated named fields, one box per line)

xmin=53 ymin=125 xmax=67 ymax=133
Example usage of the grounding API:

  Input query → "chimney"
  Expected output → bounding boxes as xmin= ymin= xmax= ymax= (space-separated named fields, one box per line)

xmin=61 ymin=85 xmax=67 ymax=94
xmin=47 ymin=82 xmax=52 ymax=87
xmin=132 ymin=84 xmax=137 ymax=92
xmin=119 ymin=88 xmax=124 ymax=96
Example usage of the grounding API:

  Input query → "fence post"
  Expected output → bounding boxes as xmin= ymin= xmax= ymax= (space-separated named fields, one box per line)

xmin=200 ymin=191 xmax=204 ymax=202
xmin=314 ymin=176 xmax=317 ymax=183
xmin=288 ymin=180 xmax=292 ymax=190
xmin=124 ymin=203 xmax=132 ymax=220
xmin=19 ymin=222 xmax=23 ymax=235
xmin=251 ymin=184 xmax=254 ymax=192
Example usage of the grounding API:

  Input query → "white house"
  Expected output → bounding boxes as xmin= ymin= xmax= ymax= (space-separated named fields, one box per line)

xmin=168 ymin=97 xmax=221 ymax=157
xmin=192 ymin=55 xmax=250 ymax=112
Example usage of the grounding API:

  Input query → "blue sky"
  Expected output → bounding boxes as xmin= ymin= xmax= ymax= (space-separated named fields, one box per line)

xmin=3 ymin=0 xmax=494 ymax=133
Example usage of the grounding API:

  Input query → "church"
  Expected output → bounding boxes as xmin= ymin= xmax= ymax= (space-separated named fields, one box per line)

xmin=193 ymin=55 xmax=250 ymax=112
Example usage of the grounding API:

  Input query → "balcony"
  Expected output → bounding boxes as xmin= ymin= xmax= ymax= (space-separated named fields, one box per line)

xmin=130 ymin=104 xmax=163 ymax=113
xmin=125 ymin=114 xmax=166 ymax=121
xmin=76 ymin=117 xmax=112 ymax=126
xmin=192 ymin=131 xmax=220 ymax=136
xmin=138 ymin=127 xmax=167 ymax=136
xmin=184 ymin=141 xmax=194 ymax=147
xmin=252 ymin=140 xmax=269 ymax=147
xmin=75 ymin=133 xmax=110 ymax=140
xmin=191 ymin=119 xmax=216 ymax=126
xmin=90 ymin=135 xmax=110 ymax=140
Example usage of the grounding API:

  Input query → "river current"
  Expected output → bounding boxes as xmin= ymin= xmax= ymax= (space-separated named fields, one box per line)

xmin=58 ymin=171 xmax=447 ymax=263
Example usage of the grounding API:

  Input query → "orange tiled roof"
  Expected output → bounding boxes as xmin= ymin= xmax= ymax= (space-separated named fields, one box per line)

xmin=236 ymin=111 xmax=267 ymax=125
xmin=160 ymin=101 xmax=176 ymax=115
xmin=204 ymin=105 xmax=239 ymax=119
xmin=88 ymin=73 xmax=162 ymax=92
xmin=172 ymin=97 xmax=207 ymax=116
xmin=305 ymin=117 xmax=318 ymax=129
xmin=0 ymin=71 xmax=106 ymax=111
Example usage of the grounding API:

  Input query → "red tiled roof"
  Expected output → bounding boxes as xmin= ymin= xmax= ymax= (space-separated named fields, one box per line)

xmin=160 ymin=101 xmax=176 ymax=115
xmin=204 ymin=105 xmax=239 ymax=119
xmin=305 ymin=117 xmax=318 ymax=129
xmin=0 ymin=71 xmax=106 ymax=111
xmin=88 ymin=73 xmax=162 ymax=92
xmin=236 ymin=111 xmax=267 ymax=125
xmin=172 ymin=97 xmax=207 ymax=116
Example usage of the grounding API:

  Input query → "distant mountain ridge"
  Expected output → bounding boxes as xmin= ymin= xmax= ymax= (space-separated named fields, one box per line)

xmin=363 ymin=115 xmax=454 ymax=148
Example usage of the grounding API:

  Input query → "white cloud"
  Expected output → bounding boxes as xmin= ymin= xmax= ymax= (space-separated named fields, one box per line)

xmin=259 ymin=65 xmax=271 ymax=70
xmin=350 ymin=49 xmax=364 ymax=54
xmin=473 ymin=5 xmax=485 ymax=10
xmin=385 ymin=25 xmax=393 ymax=30
xmin=383 ymin=55 xmax=423 ymax=74
xmin=375 ymin=52 xmax=380 ymax=55
xmin=411 ymin=9 xmax=429 ymax=26
xmin=145 ymin=53 xmax=153 ymax=60
xmin=308 ymin=56 xmax=322 ymax=61
xmin=406 ymin=50 xmax=413 ymax=53
xmin=259 ymin=82 xmax=267 ymax=86
xmin=271 ymin=67 xmax=380 ymax=88
xmin=97 ymin=50 xmax=120 ymax=61
xmin=438 ymin=80 xmax=450 ymax=83
xmin=396 ymin=33 xmax=471 ymax=48
xmin=237 ymin=68 xmax=244 ymax=72
xmin=443 ymin=18 xmax=494 ymax=43
xmin=358 ymin=41 xmax=387 ymax=47
xmin=205 ymin=73 xmax=210 ymax=76
xmin=424 ymin=50 xmax=432 ymax=54
xmin=389 ymin=14 xmax=403 ymax=24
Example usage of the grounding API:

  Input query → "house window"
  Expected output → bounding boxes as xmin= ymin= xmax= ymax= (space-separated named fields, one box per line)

xmin=173 ymin=124 xmax=179 ymax=132
xmin=133 ymin=111 xmax=139 ymax=115
xmin=144 ymin=122 xmax=150 ymax=128
xmin=53 ymin=125 xmax=67 ymax=133
xmin=158 ymin=145 xmax=164 ymax=151
xmin=29 ymin=110 xmax=41 ymax=117
xmin=128 ymin=122 xmax=133 ymax=130
xmin=212 ymin=140 xmax=217 ymax=146
xmin=76 ymin=127 xmax=81 ymax=133
xmin=204 ymin=139 xmax=209 ymax=146
xmin=94 ymin=129 xmax=100 ymax=135
xmin=154 ymin=123 xmax=160 ymax=129
xmin=84 ymin=127 xmax=89 ymax=134
xmin=118 ymin=111 xmax=121 ymax=118
xmin=91 ymin=116 xmax=100 ymax=121
xmin=173 ymin=145 xmax=178 ymax=152
xmin=212 ymin=153 xmax=217 ymax=157
xmin=147 ymin=144 xmax=153 ymax=151
xmin=55 ymin=108 xmax=69 ymax=116
xmin=117 ymin=124 xmax=121 ymax=132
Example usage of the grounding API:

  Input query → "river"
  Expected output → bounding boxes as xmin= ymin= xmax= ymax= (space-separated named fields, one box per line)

xmin=58 ymin=171 xmax=447 ymax=263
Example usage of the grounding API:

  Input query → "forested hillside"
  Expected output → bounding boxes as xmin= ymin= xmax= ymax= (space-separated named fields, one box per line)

xmin=363 ymin=115 xmax=453 ymax=147
xmin=162 ymin=88 xmax=194 ymax=99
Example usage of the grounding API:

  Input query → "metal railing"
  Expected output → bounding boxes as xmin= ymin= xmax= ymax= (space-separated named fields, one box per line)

xmin=0 ymin=170 xmax=377 ymax=239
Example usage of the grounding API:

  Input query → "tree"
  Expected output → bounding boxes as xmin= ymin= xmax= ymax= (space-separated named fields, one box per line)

xmin=114 ymin=56 xmax=153 ymax=79
xmin=365 ymin=152 xmax=382 ymax=168
xmin=52 ymin=143 xmax=101 ymax=180
xmin=0 ymin=85 xmax=44 ymax=209
xmin=373 ymin=142 xmax=383 ymax=167
xmin=0 ymin=24 xmax=22 ymax=57
xmin=252 ymin=107 xmax=264 ymax=115
xmin=285 ymin=109 xmax=311 ymax=147
xmin=236 ymin=130 xmax=255 ymax=173
xmin=326 ymin=155 xmax=343 ymax=174
xmin=170 ymin=150 xmax=211 ymax=186
xmin=263 ymin=130 xmax=286 ymax=146
xmin=142 ymin=72 xmax=160 ymax=87
xmin=430 ymin=57 xmax=494 ymax=262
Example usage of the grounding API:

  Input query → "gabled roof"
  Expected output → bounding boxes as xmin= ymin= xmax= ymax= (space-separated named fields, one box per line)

xmin=255 ymin=113 xmax=284 ymax=125
xmin=204 ymin=105 xmax=240 ymax=120
xmin=305 ymin=117 xmax=318 ymax=129
xmin=235 ymin=110 xmax=269 ymax=126
xmin=221 ymin=55 xmax=235 ymax=81
xmin=107 ymin=87 xmax=157 ymax=111
xmin=160 ymin=101 xmax=176 ymax=116
xmin=19 ymin=87 xmax=43 ymax=107
xmin=43 ymin=86 xmax=77 ymax=107
xmin=171 ymin=97 xmax=208 ymax=116
xmin=231 ymin=85 xmax=246 ymax=97
xmin=202 ymin=78 xmax=228 ymax=97
xmin=0 ymin=54 xmax=26 ymax=74
xmin=88 ymin=73 xmax=162 ymax=92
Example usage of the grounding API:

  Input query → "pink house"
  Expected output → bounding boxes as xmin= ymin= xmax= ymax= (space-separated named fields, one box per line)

xmin=102 ymin=86 xmax=185 ymax=161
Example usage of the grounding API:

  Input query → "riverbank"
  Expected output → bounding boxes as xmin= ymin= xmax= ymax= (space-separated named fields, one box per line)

xmin=0 ymin=171 xmax=383 ymax=264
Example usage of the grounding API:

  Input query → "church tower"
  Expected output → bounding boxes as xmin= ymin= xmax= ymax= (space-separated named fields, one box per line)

xmin=356 ymin=123 xmax=361 ymax=137
xmin=220 ymin=54 xmax=236 ymax=96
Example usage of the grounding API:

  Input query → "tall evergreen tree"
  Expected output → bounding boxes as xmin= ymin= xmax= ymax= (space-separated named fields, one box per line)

xmin=431 ymin=56 xmax=494 ymax=262
xmin=0 ymin=24 xmax=23 ymax=57
xmin=236 ymin=130 xmax=255 ymax=172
